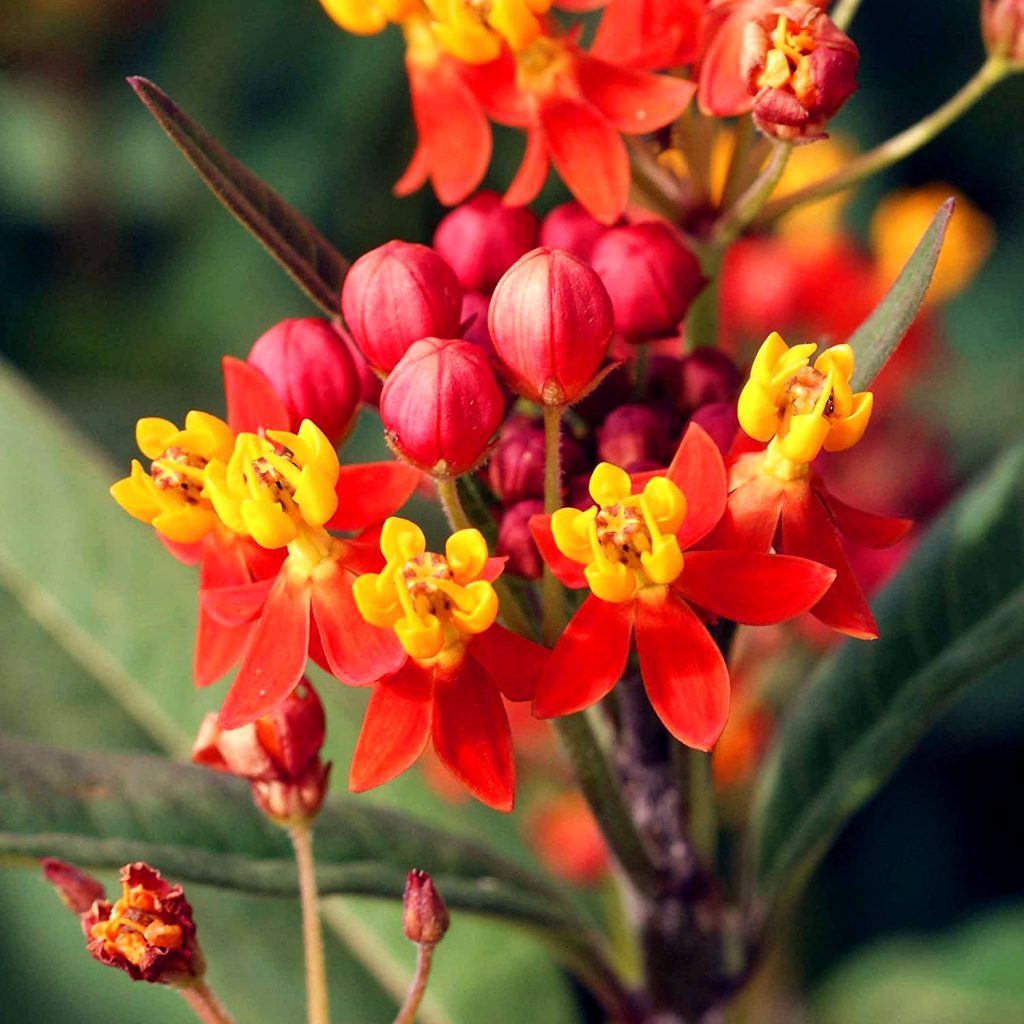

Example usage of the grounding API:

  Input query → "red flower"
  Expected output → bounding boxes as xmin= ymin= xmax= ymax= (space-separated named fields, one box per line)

xmin=591 ymin=0 xmax=705 ymax=71
xmin=530 ymin=424 xmax=835 ymax=748
xmin=470 ymin=40 xmax=695 ymax=223
xmin=350 ymin=519 xmax=547 ymax=810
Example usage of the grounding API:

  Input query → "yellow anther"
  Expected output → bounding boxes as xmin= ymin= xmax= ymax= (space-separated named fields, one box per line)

xmin=319 ymin=0 xmax=419 ymax=36
xmin=552 ymin=464 xmax=686 ymax=603
xmin=353 ymin=517 xmax=500 ymax=663
xmin=423 ymin=0 xmax=550 ymax=62
xmin=738 ymin=332 xmax=873 ymax=469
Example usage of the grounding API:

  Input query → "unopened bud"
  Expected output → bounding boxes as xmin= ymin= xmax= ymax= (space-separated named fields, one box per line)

xmin=341 ymin=241 xmax=463 ymax=373
xmin=82 ymin=863 xmax=202 ymax=984
xmin=247 ymin=318 xmax=360 ymax=445
xmin=538 ymin=201 xmax=611 ymax=261
xmin=678 ymin=348 xmax=742 ymax=413
xmin=590 ymin=222 xmax=704 ymax=341
xmin=597 ymin=404 xmax=680 ymax=471
xmin=497 ymin=499 xmax=545 ymax=579
xmin=192 ymin=679 xmax=331 ymax=825
xmin=488 ymin=248 xmax=613 ymax=406
xmin=689 ymin=401 xmax=740 ymax=455
xmin=741 ymin=4 xmax=859 ymax=143
xmin=380 ymin=338 xmax=505 ymax=477
xmin=434 ymin=192 xmax=539 ymax=292
xmin=982 ymin=0 xmax=1024 ymax=62
xmin=41 ymin=858 xmax=105 ymax=916
xmin=402 ymin=869 xmax=450 ymax=945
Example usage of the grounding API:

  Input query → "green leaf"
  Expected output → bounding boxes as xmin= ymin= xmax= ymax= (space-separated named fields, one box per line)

xmin=815 ymin=905 xmax=1024 ymax=1024
xmin=750 ymin=442 xmax=1024 ymax=908
xmin=848 ymin=198 xmax=953 ymax=392
xmin=0 ymin=733 xmax=590 ymax=935
xmin=128 ymin=77 xmax=347 ymax=316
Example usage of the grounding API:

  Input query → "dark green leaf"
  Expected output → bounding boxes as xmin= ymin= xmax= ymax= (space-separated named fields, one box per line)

xmin=848 ymin=199 xmax=953 ymax=392
xmin=0 ymin=732 xmax=595 ymax=937
xmin=750 ymin=442 xmax=1024 ymax=907
xmin=128 ymin=77 xmax=347 ymax=316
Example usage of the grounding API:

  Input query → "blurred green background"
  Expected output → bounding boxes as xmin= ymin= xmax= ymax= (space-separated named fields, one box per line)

xmin=2 ymin=0 xmax=1023 ymax=1021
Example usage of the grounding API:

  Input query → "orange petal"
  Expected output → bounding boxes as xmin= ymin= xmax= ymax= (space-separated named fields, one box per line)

xmin=470 ymin=624 xmax=546 ymax=701
xmin=328 ymin=462 xmax=421 ymax=532
xmin=222 ymin=356 xmax=291 ymax=435
xmin=818 ymin=485 xmax=913 ymax=549
xmin=576 ymin=54 xmax=696 ymax=133
xmin=665 ymin=423 xmax=728 ymax=550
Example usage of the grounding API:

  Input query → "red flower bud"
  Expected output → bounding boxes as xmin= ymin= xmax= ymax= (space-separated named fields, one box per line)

xmin=590 ymin=222 xmax=704 ymax=342
xmin=192 ymin=680 xmax=331 ymax=825
xmin=741 ymin=4 xmax=859 ymax=143
xmin=488 ymin=248 xmax=614 ymax=406
xmin=380 ymin=338 xmax=505 ymax=477
xmin=678 ymin=348 xmax=742 ymax=413
xmin=459 ymin=291 xmax=496 ymax=356
xmin=247 ymin=318 xmax=360 ymax=445
xmin=598 ymin=403 xmax=680 ymax=471
xmin=41 ymin=858 xmax=105 ymax=917
xmin=498 ymin=499 xmax=545 ymax=579
xmin=341 ymin=241 xmax=463 ymax=373
xmin=538 ymin=201 xmax=611 ymax=262
xmin=982 ymin=0 xmax=1024 ymax=61
xmin=83 ymin=863 xmax=201 ymax=984
xmin=434 ymin=192 xmax=540 ymax=293
xmin=402 ymin=869 xmax=450 ymax=946
xmin=488 ymin=423 xmax=546 ymax=504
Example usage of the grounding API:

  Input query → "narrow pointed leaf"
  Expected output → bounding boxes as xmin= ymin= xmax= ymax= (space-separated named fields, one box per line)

xmin=128 ymin=77 xmax=347 ymax=315
xmin=848 ymin=199 xmax=953 ymax=391
xmin=0 ymin=733 xmax=592 ymax=938
xmin=750 ymin=443 xmax=1024 ymax=910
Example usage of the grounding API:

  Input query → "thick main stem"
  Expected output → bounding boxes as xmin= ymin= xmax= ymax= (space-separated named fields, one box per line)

xmin=291 ymin=824 xmax=330 ymax=1024
xmin=177 ymin=980 xmax=237 ymax=1024
xmin=393 ymin=944 xmax=434 ymax=1024
xmin=757 ymin=57 xmax=1009 ymax=225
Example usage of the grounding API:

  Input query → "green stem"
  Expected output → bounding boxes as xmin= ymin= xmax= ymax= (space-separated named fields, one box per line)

xmin=672 ymin=106 xmax=718 ymax=208
xmin=290 ymin=824 xmax=330 ymax=1024
xmin=713 ymin=140 xmax=792 ymax=247
xmin=684 ymin=244 xmax=724 ymax=351
xmin=631 ymin=343 xmax=651 ymax=400
xmin=554 ymin=711 xmax=661 ymax=897
xmin=434 ymin=476 xmax=472 ymax=531
xmin=719 ymin=117 xmax=763 ymax=211
xmin=393 ymin=943 xmax=435 ymax=1024
xmin=177 ymin=980 xmax=237 ymax=1024
xmin=688 ymin=750 xmax=717 ymax=868
xmin=757 ymin=56 xmax=1010 ymax=226
xmin=830 ymin=0 xmax=863 ymax=31
xmin=540 ymin=404 xmax=565 ymax=648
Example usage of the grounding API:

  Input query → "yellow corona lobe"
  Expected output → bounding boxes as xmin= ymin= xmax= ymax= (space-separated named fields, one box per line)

xmin=551 ymin=463 xmax=686 ymax=604
xmin=110 ymin=411 xmax=235 ymax=545
xmin=738 ymin=332 xmax=873 ymax=468
xmin=204 ymin=420 xmax=340 ymax=551
xmin=424 ymin=0 xmax=551 ymax=63
xmin=353 ymin=517 xmax=499 ymax=662
xmin=319 ymin=0 xmax=420 ymax=35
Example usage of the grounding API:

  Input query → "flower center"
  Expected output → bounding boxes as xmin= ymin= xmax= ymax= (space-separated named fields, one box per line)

xmin=149 ymin=446 xmax=208 ymax=506
xmin=783 ymin=366 xmax=834 ymax=417
xmin=594 ymin=503 xmax=653 ymax=571
xmin=401 ymin=552 xmax=457 ymax=619
xmin=91 ymin=884 xmax=185 ymax=966
xmin=758 ymin=15 xmax=816 ymax=94
xmin=516 ymin=36 xmax=569 ymax=92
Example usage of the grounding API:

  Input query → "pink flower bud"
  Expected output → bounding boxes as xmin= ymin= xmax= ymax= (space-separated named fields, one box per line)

xmin=598 ymin=404 xmax=680 ymax=471
xmin=741 ymin=4 xmax=859 ymax=143
xmin=982 ymin=0 xmax=1024 ymax=61
xmin=488 ymin=248 xmax=614 ymax=406
xmin=539 ymin=202 xmax=611 ymax=261
xmin=380 ymin=338 xmax=505 ymax=477
xmin=590 ymin=223 xmax=704 ymax=342
xmin=192 ymin=680 xmax=331 ymax=824
xmin=678 ymin=349 xmax=742 ymax=413
xmin=403 ymin=869 xmax=450 ymax=946
xmin=41 ymin=858 xmax=106 ymax=916
xmin=341 ymin=241 xmax=463 ymax=373
xmin=434 ymin=192 xmax=540 ymax=292
xmin=498 ymin=499 xmax=545 ymax=579
xmin=689 ymin=402 xmax=740 ymax=455
xmin=488 ymin=423 xmax=546 ymax=504
xmin=247 ymin=318 xmax=360 ymax=445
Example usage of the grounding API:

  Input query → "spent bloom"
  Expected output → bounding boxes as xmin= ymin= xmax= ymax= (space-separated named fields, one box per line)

xmin=351 ymin=518 xmax=546 ymax=809
xmin=715 ymin=332 xmax=912 ymax=639
xmin=530 ymin=425 xmax=835 ymax=748
xmin=403 ymin=869 xmax=450 ymax=945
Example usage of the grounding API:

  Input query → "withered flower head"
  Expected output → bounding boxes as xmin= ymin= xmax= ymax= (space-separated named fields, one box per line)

xmin=402 ymin=869 xmax=450 ymax=946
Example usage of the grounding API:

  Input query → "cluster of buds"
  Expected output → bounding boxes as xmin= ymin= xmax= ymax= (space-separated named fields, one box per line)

xmin=43 ymin=860 xmax=203 ymax=986
xmin=192 ymin=679 xmax=332 ymax=825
